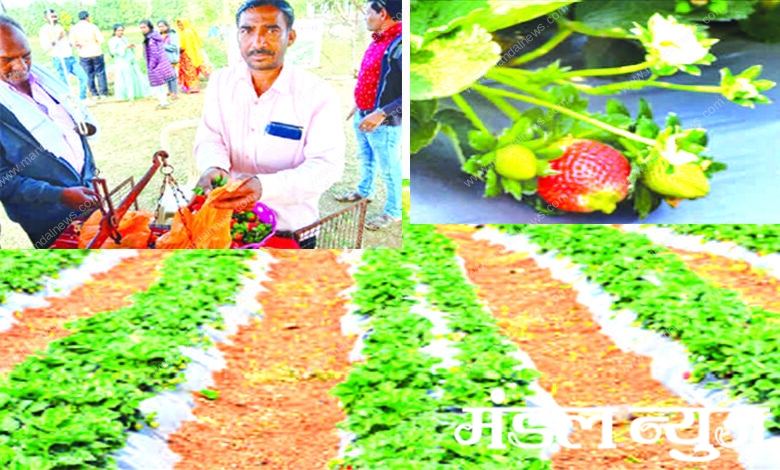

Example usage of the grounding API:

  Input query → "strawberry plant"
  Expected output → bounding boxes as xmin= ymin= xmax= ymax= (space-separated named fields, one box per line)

xmin=0 ymin=251 xmax=89 ymax=303
xmin=659 ymin=224 xmax=780 ymax=255
xmin=412 ymin=1 xmax=775 ymax=219
xmin=496 ymin=224 xmax=780 ymax=433
xmin=0 ymin=250 xmax=254 ymax=468
xmin=331 ymin=221 xmax=551 ymax=469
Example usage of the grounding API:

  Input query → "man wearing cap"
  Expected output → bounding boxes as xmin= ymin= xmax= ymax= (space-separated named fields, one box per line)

xmin=335 ymin=0 xmax=402 ymax=231
xmin=38 ymin=9 xmax=91 ymax=106
xmin=193 ymin=0 xmax=345 ymax=248
xmin=69 ymin=10 xmax=109 ymax=101
xmin=0 ymin=15 xmax=100 ymax=248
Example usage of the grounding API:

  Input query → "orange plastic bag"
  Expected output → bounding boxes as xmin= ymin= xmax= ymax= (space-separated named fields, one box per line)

xmin=78 ymin=210 xmax=154 ymax=249
xmin=155 ymin=180 xmax=244 ymax=249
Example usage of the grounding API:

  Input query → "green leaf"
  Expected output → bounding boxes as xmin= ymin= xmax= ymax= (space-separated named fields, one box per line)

xmin=675 ymin=1 xmax=692 ymax=14
xmin=469 ymin=131 xmax=498 ymax=153
xmin=461 ymin=0 xmax=582 ymax=34
xmin=573 ymin=0 xmax=679 ymax=33
xmin=638 ymin=98 xmax=653 ymax=120
xmin=410 ymin=0 xmax=489 ymax=46
xmin=411 ymin=117 xmax=441 ymax=154
xmin=200 ymin=389 xmax=219 ymax=401
xmin=411 ymin=25 xmax=502 ymax=100
xmin=522 ymin=178 xmax=539 ymax=195
xmin=606 ymin=99 xmax=631 ymax=117
xmin=501 ymin=178 xmax=525 ymax=201
xmin=411 ymin=99 xmax=439 ymax=123
xmin=485 ymin=168 xmax=503 ymax=197
xmin=535 ymin=159 xmax=560 ymax=176
xmin=436 ymin=108 xmax=480 ymax=163
xmin=635 ymin=117 xmax=660 ymax=139
xmin=536 ymin=147 xmax=564 ymax=161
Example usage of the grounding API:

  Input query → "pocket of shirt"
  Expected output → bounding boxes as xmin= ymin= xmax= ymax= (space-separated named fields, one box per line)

xmin=259 ymin=133 xmax=304 ymax=169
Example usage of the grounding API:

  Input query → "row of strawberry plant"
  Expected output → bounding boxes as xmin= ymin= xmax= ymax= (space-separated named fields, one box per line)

xmin=0 ymin=250 xmax=254 ymax=469
xmin=657 ymin=224 xmax=780 ymax=256
xmin=331 ymin=225 xmax=550 ymax=469
xmin=0 ymin=251 xmax=90 ymax=303
xmin=495 ymin=224 xmax=780 ymax=433
xmin=405 ymin=224 xmax=551 ymax=468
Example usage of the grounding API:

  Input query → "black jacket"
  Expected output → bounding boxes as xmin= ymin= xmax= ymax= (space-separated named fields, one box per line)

xmin=0 ymin=103 xmax=97 ymax=248
xmin=376 ymin=33 xmax=402 ymax=127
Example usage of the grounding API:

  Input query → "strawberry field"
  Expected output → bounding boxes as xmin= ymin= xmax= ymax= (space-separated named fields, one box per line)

xmin=1 ymin=222 xmax=779 ymax=468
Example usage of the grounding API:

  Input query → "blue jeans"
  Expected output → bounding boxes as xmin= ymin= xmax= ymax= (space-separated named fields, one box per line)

xmin=79 ymin=55 xmax=108 ymax=97
xmin=354 ymin=113 xmax=402 ymax=219
xmin=52 ymin=57 xmax=88 ymax=100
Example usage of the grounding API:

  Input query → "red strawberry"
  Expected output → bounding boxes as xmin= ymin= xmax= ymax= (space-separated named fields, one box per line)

xmin=537 ymin=139 xmax=631 ymax=214
xmin=234 ymin=233 xmax=244 ymax=243
xmin=230 ymin=241 xmax=241 ymax=249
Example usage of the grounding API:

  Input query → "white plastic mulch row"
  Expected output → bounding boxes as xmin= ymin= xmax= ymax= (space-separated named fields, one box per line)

xmin=334 ymin=250 xmax=369 ymax=460
xmin=474 ymin=227 xmax=780 ymax=469
xmin=0 ymin=251 xmax=139 ymax=332
xmin=619 ymin=225 xmax=780 ymax=280
xmin=334 ymin=245 xmax=571 ymax=463
xmin=112 ymin=252 xmax=273 ymax=470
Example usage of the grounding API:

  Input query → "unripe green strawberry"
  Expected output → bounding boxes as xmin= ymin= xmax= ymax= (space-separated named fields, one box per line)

xmin=494 ymin=145 xmax=537 ymax=181
xmin=642 ymin=158 xmax=710 ymax=199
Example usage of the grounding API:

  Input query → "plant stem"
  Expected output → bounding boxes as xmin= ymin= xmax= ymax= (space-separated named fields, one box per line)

xmin=561 ymin=61 xmax=654 ymax=78
xmin=556 ymin=18 xmax=634 ymax=39
xmin=508 ymin=29 xmax=574 ymax=67
xmin=567 ymin=78 xmax=723 ymax=95
xmin=451 ymin=93 xmax=491 ymax=135
xmin=485 ymin=68 xmax=556 ymax=102
xmin=472 ymin=84 xmax=657 ymax=147
xmin=476 ymin=88 xmax=525 ymax=121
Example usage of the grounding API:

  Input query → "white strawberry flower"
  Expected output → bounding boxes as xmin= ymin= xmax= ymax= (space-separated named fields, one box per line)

xmin=631 ymin=14 xmax=719 ymax=75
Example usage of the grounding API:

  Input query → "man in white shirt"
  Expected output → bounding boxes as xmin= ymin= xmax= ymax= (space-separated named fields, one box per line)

xmin=69 ymin=10 xmax=108 ymax=100
xmin=194 ymin=0 xmax=345 ymax=247
xmin=38 ymin=9 xmax=90 ymax=106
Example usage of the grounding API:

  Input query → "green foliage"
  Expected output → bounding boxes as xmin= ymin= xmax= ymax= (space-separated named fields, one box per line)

xmin=330 ymin=225 xmax=552 ymax=469
xmin=658 ymin=224 xmax=780 ymax=255
xmin=0 ymin=250 xmax=254 ymax=468
xmin=0 ymin=251 xmax=89 ymax=303
xmin=495 ymin=224 xmax=780 ymax=433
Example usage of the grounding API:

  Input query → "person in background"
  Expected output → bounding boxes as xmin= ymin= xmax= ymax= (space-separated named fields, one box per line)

xmin=0 ymin=15 xmax=100 ymax=248
xmin=335 ymin=0 xmax=402 ymax=231
xmin=138 ymin=20 xmax=176 ymax=109
xmin=69 ymin=10 xmax=109 ymax=101
xmin=193 ymin=0 xmax=345 ymax=249
xmin=38 ymin=9 xmax=91 ymax=106
xmin=157 ymin=19 xmax=180 ymax=100
xmin=108 ymin=24 xmax=149 ymax=101
xmin=175 ymin=18 xmax=207 ymax=93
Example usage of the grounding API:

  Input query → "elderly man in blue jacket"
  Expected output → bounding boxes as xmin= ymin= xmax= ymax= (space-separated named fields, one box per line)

xmin=0 ymin=15 xmax=99 ymax=248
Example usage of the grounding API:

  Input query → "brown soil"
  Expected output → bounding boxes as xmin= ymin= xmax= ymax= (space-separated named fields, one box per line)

xmin=440 ymin=228 xmax=744 ymax=470
xmin=0 ymin=251 xmax=168 ymax=374
xmin=169 ymin=250 xmax=356 ymax=470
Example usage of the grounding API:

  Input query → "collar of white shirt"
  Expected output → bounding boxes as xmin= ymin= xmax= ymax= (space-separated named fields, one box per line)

xmin=237 ymin=62 xmax=293 ymax=96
